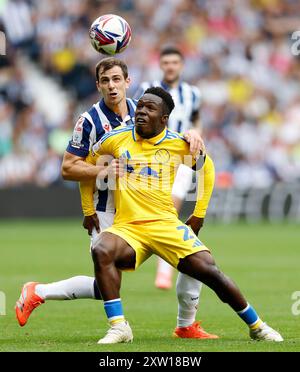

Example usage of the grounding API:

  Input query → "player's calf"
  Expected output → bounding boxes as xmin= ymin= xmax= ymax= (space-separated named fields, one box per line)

xmin=92 ymin=232 xmax=136 ymax=300
xmin=178 ymin=251 xmax=247 ymax=310
xmin=178 ymin=251 xmax=283 ymax=341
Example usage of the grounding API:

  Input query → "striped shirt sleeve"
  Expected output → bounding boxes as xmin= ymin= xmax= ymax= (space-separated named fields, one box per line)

xmin=66 ymin=116 xmax=94 ymax=158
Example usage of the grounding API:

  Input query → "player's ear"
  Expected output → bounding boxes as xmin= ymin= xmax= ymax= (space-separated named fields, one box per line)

xmin=159 ymin=58 xmax=164 ymax=70
xmin=162 ymin=114 xmax=169 ymax=125
xmin=96 ymin=80 xmax=101 ymax=93
xmin=125 ymin=77 xmax=131 ymax=89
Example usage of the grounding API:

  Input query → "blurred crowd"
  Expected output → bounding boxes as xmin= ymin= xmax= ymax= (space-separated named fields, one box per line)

xmin=0 ymin=0 xmax=300 ymax=189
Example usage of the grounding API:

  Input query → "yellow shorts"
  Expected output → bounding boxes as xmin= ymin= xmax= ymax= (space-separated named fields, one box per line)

xmin=104 ymin=218 xmax=210 ymax=270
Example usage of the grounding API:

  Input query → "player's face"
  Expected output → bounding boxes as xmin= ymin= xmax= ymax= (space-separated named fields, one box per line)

xmin=135 ymin=94 xmax=168 ymax=139
xmin=96 ymin=66 xmax=130 ymax=106
xmin=160 ymin=54 xmax=183 ymax=84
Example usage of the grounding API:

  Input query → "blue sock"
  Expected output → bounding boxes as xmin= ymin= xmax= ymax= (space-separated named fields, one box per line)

xmin=104 ymin=298 xmax=125 ymax=325
xmin=237 ymin=303 xmax=262 ymax=329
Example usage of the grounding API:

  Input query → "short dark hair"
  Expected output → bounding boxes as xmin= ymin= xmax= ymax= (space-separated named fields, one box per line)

xmin=160 ymin=46 xmax=184 ymax=60
xmin=95 ymin=57 xmax=128 ymax=81
xmin=144 ymin=87 xmax=175 ymax=115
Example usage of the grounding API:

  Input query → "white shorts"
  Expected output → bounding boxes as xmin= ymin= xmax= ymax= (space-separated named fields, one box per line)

xmin=90 ymin=211 xmax=114 ymax=249
xmin=172 ymin=164 xmax=194 ymax=200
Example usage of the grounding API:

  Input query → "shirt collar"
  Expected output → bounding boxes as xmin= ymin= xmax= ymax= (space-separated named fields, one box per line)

xmin=132 ymin=127 xmax=168 ymax=145
xmin=160 ymin=80 xmax=182 ymax=92
xmin=99 ymin=99 xmax=134 ymax=128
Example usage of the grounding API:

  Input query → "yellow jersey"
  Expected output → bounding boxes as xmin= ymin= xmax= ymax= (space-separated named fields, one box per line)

xmin=80 ymin=125 xmax=215 ymax=224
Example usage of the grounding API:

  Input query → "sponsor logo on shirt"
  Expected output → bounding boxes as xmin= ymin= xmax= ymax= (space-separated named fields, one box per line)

xmin=103 ymin=123 xmax=112 ymax=133
xmin=71 ymin=117 xmax=85 ymax=148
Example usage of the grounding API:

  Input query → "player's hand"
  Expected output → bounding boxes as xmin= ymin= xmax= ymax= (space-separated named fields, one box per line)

xmin=183 ymin=129 xmax=206 ymax=158
xmin=107 ymin=158 xmax=125 ymax=179
xmin=185 ymin=215 xmax=204 ymax=236
xmin=83 ymin=213 xmax=100 ymax=235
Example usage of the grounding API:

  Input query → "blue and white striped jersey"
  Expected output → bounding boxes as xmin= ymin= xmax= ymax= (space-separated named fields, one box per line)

xmin=67 ymin=98 xmax=137 ymax=158
xmin=134 ymin=80 xmax=201 ymax=133
xmin=66 ymin=97 xmax=137 ymax=213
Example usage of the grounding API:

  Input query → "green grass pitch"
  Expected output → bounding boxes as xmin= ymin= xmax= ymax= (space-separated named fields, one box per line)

xmin=0 ymin=219 xmax=299 ymax=352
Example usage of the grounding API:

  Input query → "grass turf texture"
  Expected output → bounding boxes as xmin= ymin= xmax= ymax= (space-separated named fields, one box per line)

xmin=0 ymin=219 xmax=299 ymax=352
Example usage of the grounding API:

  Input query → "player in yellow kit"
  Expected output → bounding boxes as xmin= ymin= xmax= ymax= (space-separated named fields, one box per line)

xmin=81 ymin=130 xmax=214 ymax=267
xmin=15 ymin=58 xmax=215 ymax=340
xmin=81 ymin=87 xmax=283 ymax=344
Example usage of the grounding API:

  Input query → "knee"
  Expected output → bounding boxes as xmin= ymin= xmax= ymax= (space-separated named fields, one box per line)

xmin=91 ymin=239 xmax=114 ymax=266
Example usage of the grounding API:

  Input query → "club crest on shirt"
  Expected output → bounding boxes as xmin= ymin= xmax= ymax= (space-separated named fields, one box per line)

xmin=155 ymin=149 xmax=170 ymax=164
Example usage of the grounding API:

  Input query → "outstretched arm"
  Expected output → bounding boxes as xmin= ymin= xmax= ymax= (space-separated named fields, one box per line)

xmin=186 ymin=154 xmax=215 ymax=235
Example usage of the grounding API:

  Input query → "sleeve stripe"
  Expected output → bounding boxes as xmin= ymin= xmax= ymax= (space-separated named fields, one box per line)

xmin=166 ymin=130 xmax=185 ymax=140
xmin=94 ymin=103 xmax=109 ymax=131
xmin=81 ymin=112 xmax=96 ymax=150
xmin=127 ymin=98 xmax=137 ymax=112
xmin=100 ymin=126 xmax=133 ymax=144
xmin=82 ymin=112 xmax=95 ymax=128
xmin=90 ymin=106 xmax=102 ymax=132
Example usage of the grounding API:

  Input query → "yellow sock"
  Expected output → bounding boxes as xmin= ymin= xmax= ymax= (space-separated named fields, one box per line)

xmin=110 ymin=316 xmax=125 ymax=326
xmin=249 ymin=319 xmax=263 ymax=330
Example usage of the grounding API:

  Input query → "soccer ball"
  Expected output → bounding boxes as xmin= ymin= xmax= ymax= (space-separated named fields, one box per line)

xmin=89 ymin=14 xmax=132 ymax=55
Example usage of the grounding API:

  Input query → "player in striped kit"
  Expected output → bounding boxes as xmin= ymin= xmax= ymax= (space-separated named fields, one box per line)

xmin=15 ymin=57 xmax=217 ymax=339
xmin=135 ymin=47 xmax=203 ymax=292
xmin=64 ymin=59 xmax=137 ymax=233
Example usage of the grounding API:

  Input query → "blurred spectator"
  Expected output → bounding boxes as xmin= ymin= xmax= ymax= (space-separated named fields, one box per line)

xmin=1 ymin=0 xmax=39 ymax=60
xmin=0 ymin=0 xmax=300 ymax=188
xmin=0 ymin=99 xmax=13 ymax=157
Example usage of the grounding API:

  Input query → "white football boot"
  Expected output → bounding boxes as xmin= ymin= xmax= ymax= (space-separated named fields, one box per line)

xmin=98 ymin=321 xmax=133 ymax=344
xmin=250 ymin=322 xmax=283 ymax=342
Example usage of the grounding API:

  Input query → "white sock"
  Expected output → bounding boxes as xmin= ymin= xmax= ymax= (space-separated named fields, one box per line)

xmin=35 ymin=276 xmax=96 ymax=300
xmin=176 ymin=272 xmax=202 ymax=327
xmin=157 ymin=257 xmax=173 ymax=277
